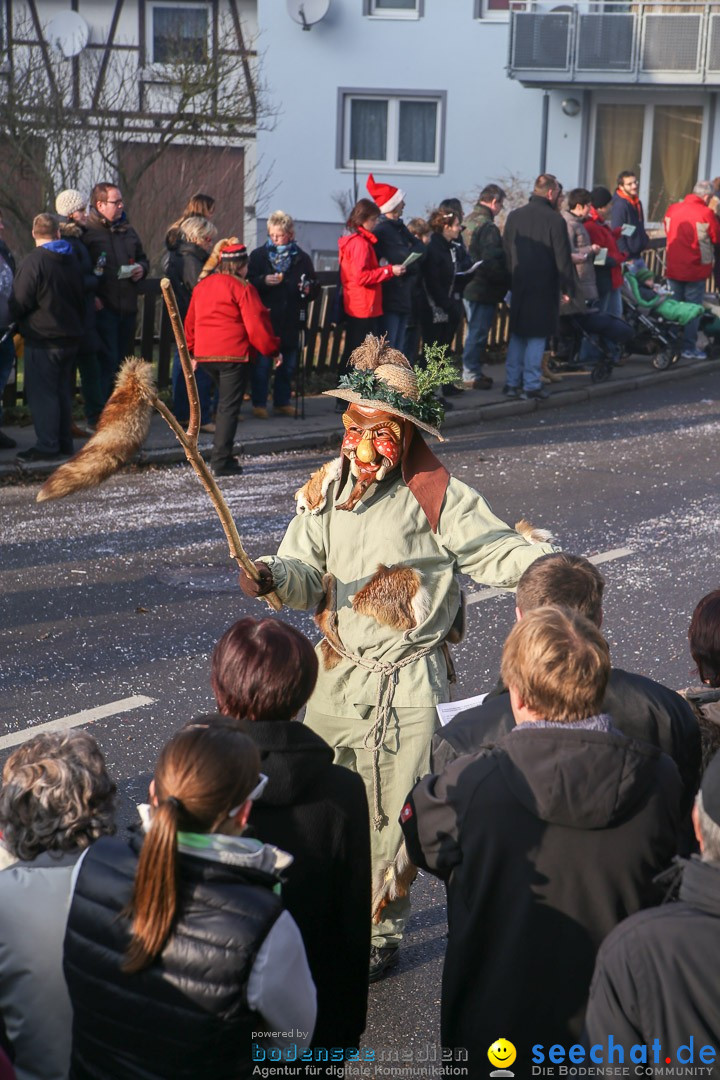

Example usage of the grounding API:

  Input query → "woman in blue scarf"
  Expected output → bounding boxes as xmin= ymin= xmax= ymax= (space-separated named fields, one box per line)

xmin=248 ymin=211 xmax=319 ymax=418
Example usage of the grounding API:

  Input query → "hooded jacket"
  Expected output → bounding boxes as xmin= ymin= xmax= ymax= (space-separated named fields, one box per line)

xmin=431 ymin=667 xmax=701 ymax=822
xmin=402 ymin=724 xmax=681 ymax=1072
xmin=82 ymin=209 xmax=149 ymax=316
xmin=338 ymin=228 xmax=393 ymax=319
xmin=246 ymin=720 xmax=370 ymax=1047
xmin=64 ymin=829 xmax=315 ymax=1080
xmin=463 ymin=203 xmax=510 ymax=306
xmin=586 ymin=856 xmax=720 ymax=1057
xmin=10 ymin=241 xmax=85 ymax=347
xmin=664 ymin=193 xmax=720 ymax=283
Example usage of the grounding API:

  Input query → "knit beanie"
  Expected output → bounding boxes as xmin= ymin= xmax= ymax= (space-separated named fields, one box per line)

xmin=55 ymin=189 xmax=86 ymax=218
xmin=590 ymin=186 xmax=613 ymax=210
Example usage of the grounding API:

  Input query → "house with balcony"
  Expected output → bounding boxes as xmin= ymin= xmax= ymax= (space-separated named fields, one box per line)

xmin=256 ymin=0 xmax=720 ymax=264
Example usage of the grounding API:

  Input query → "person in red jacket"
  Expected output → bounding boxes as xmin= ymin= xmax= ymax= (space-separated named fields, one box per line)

xmin=664 ymin=180 xmax=720 ymax=360
xmin=337 ymin=199 xmax=405 ymax=384
xmin=185 ymin=243 xmax=280 ymax=477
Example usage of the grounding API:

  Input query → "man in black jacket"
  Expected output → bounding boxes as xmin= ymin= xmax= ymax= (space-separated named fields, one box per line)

xmin=10 ymin=213 xmax=85 ymax=462
xmin=462 ymin=183 xmax=509 ymax=389
xmin=402 ymin=606 xmax=681 ymax=1075
xmin=610 ymin=170 xmax=649 ymax=267
xmin=503 ymin=173 xmax=576 ymax=400
xmin=83 ymin=182 xmax=148 ymax=404
xmin=431 ymin=552 xmax=701 ymax=826
xmin=585 ymin=750 xmax=720 ymax=1062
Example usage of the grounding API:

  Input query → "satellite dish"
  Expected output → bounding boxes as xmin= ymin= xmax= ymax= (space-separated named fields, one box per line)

xmin=47 ymin=11 xmax=89 ymax=58
xmin=286 ymin=0 xmax=330 ymax=31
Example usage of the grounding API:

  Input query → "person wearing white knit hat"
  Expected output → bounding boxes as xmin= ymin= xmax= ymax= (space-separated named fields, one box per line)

xmin=55 ymin=189 xmax=86 ymax=221
xmin=55 ymin=189 xmax=104 ymax=433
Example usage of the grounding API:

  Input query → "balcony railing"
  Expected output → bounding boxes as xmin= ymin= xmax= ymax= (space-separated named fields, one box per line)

xmin=508 ymin=2 xmax=720 ymax=84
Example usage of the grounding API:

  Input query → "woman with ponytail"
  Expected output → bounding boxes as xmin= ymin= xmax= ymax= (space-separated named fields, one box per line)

xmin=63 ymin=720 xmax=316 ymax=1080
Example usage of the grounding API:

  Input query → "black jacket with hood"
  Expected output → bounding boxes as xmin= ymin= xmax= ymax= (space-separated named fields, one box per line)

xmin=431 ymin=667 xmax=701 ymax=821
xmin=246 ymin=720 xmax=370 ymax=1048
xmin=586 ymin=856 xmax=720 ymax=1059
xmin=59 ymin=222 xmax=99 ymax=351
xmin=402 ymin=723 xmax=681 ymax=1073
xmin=10 ymin=241 xmax=85 ymax=348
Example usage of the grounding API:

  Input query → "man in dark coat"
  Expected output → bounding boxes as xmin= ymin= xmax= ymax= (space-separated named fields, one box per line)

xmin=502 ymin=173 xmax=576 ymax=399
xmin=585 ymin=749 xmax=720 ymax=1061
xmin=83 ymin=182 xmax=148 ymax=404
xmin=431 ymin=553 xmax=701 ymax=831
xmin=462 ymin=183 xmax=510 ymax=389
xmin=10 ymin=213 xmax=85 ymax=462
xmin=610 ymin=169 xmax=649 ymax=265
xmin=402 ymin=606 xmax=681 ymax=1076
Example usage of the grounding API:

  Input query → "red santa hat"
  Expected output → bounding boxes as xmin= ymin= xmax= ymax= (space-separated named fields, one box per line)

xmin=366 ymin=174 xmax=406 ymax=215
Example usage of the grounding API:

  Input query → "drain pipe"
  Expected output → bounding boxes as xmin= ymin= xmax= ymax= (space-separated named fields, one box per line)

xmin=539 ymin=90 xmax=550 ymax=174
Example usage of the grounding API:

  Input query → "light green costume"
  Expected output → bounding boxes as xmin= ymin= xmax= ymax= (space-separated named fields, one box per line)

xmin=261 ymin=461 xmax=556 ymax=947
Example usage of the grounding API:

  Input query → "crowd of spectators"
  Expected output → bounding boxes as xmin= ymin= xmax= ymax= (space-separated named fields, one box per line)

xmin=0 ymin=565 xmax=716 ymax=1075
xmin=2 ymin=167 xmax=720 ymax=462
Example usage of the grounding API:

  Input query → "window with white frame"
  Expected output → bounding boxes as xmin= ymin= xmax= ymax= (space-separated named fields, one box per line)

xmin=148 ymin=2 xmax=211 ymax=64
xmin=366 ymin=0 xmax=421 ymax=18
xmin=474 ymin=0 xmax=510 ymax=20
xmin=341 ymin=93 xmax=442 ymax=173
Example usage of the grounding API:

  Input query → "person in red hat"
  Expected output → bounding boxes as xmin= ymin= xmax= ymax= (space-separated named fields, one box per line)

xmin=336 ymin=198 xmax=406 ymax=385
xmin=368 ymin=174 xmax=426 ymax=352
xmin=184 ymin=242 xmax=280 ymax=477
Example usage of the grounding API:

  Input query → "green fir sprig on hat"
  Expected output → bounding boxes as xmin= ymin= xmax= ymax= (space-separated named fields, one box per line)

xmin=337 ymin=368 xmax=445 ymax=428
xmin=415 ymin=343 xmax=461 ymax=400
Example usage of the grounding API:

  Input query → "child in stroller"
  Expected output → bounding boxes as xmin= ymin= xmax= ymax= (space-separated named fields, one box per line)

xmin=622 ymin=266 xmax=706 ymax=369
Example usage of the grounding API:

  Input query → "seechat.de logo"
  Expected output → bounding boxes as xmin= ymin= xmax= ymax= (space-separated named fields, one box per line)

xmin=488 ymin=1038 xmax=517 ymax=1077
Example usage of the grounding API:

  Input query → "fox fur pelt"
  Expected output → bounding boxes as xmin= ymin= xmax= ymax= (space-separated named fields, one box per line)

xmin=372 ymin=841 xmax=418 ymax=924
xmin=353 ymin=564 xmax=430 ymax=631
xmin=37 ymin=359 xmax=155 ymax=503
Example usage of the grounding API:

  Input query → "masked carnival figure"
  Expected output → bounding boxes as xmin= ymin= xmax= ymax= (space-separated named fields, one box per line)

xmin=240 ymin=335 xmax=557 ymax=980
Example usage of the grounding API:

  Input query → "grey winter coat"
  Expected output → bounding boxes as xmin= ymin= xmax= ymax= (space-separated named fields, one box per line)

xmin=561 ymin=209 xmax=598 ymax=303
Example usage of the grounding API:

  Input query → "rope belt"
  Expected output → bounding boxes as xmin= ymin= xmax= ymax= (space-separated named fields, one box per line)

xmin=324 ymin=637 xmax=437 ymax=831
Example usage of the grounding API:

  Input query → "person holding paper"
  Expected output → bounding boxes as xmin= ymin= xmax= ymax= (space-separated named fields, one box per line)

xmin=83 ymin=182 xmax=148 ymax=404
xmin=368 ymin=175 xmax=425 ymax=351
xmin=561 ymin=188 xmax=600 ymax=303
xmin=610 ymin=171 xmax=648 ymax=266
xmin=586 ymin=186 xmax=626 ymax=322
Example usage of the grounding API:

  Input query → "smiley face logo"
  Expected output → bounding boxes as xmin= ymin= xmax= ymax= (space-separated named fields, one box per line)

xmin=488 ymin=1039 xmax=517 ymax=1073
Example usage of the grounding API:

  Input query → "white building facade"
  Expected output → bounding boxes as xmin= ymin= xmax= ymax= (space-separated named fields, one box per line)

xmin=256 ymin=0 xmax=720 ymax=264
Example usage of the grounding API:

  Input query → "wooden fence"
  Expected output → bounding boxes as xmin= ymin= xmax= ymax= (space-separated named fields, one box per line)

xmin=1 ymin=244 xmax=670 ymax=410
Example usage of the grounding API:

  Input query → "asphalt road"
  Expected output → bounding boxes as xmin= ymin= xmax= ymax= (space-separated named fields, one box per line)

xmin=2 ymin=370 xmax=720 ymax=1059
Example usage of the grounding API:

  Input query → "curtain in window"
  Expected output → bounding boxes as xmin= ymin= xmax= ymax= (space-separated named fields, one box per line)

xmin=593 ymin=103 xmax=644 ymax=191
xmin=398 ymin=101 xmax=437 ymax=163
xmin=153 ymin=8 xmax=208 ymax=63
xmin=374 ymin=0 xmax=417 ymax=9
xmin=649 ymin=104 xmax=702 ymax=220
xmin=350 ymin=100 xmax=388 ymax=161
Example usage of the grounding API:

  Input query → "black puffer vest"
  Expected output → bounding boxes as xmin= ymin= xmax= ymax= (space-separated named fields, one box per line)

xmin=64 ymin=833 xmax=283 ymax=1080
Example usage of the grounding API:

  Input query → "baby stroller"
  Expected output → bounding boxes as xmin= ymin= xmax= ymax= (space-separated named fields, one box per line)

xmin=621 ymin=267 xmax=706 ymax=370
xmin=550 ymin=304 xmax=634 ymax=384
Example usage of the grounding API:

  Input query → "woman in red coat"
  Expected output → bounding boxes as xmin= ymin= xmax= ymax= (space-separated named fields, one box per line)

xmin=337 ymin=199 xmax=405 ymax=379
xmin=185 ymin=243 xmax=280 ymax=477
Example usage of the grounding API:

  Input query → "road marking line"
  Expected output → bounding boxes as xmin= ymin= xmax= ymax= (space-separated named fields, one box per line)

xmin=0 ymin=695 xmax=156 ymax=751
xmin=466 ymin=546 xmax=636 ymax=606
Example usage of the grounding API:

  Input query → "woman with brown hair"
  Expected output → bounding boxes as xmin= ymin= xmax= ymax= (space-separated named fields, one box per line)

xmin=420 ymin=208 xmax=466 ymax=400
xmin=212 ymin=618 xmax=371 ymax=1063
xmin=337 ymin=197 xmax=406 ymax=379
xmin=63 ymin=721 xmax=316 ymax=1080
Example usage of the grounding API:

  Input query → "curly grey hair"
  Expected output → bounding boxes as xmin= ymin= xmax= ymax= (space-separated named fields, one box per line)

xmin=0 ymin=730 xmax=116 ymax=861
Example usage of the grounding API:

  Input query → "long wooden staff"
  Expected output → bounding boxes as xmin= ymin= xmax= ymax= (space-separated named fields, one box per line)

xmin=158 ymin=277 xmax=282 ymax=611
